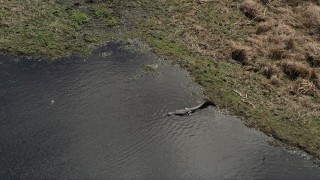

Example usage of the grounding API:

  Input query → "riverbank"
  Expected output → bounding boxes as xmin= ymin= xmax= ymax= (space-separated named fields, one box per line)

xmin=123 ymin=0 xmax=320 ymax=158
xmin=1 ymin=0 xmax=320 ymax=158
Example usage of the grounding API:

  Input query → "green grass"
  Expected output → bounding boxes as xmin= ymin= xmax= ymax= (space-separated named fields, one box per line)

xmin=93 ymin=4 xmax=119 ymax=26
xmin=0 ymin=0 xmax=119 ymax=58
xmin=70 ymin=11 xmax=91 ymax=27
xmin=94 ymin=5 xmax=112 ymax=18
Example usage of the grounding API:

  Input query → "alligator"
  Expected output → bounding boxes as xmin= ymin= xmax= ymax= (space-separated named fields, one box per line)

xmin=164 ymin=99 xmax=216 ymax=116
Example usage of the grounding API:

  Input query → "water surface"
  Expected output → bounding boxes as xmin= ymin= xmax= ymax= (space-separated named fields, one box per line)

xmin=0 ymin=43 xmax=320 ymax=179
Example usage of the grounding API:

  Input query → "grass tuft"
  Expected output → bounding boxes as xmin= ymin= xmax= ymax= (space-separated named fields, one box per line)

xmin=70 ymin=11 xmax=91 ymax=26
xmin=299 ymin=2 xmax=320 ymax=28
xmin=231 ymin=43 xmax=254 ymax=65
xmin=291 ymin=78 xmax=317 ymax=96
xmin=240 ymin=0 xmax=266 ymax=22
xmin=93 ymin=4 xmax=119 ymax=26
xmin=280 ymin=60 xmax=311 ymax=79
xmin=262 ymin=64 xmax=281 ymax=79
xmin=306 ymin=43 xmax=320 ymax=67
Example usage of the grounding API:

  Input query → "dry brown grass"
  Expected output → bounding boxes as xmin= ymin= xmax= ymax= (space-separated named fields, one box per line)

xmin=298 ymin=3 xmax=320 ymax=28
xmin=284 ymin=0 xmax=309 ymax=6
xmin=306 ymin=42 xmax=320 ymax=67
xmin=245 ymin=21 xmax=299 ymax=59
xmin=236 ymin=0 xmax=320 ymax=99
xmin=231 ymin=43 xmax=254 ymax=65
xmin=240 ymin=0 xmax=266 ymax=21
xmin=269 ymin=75 xmax=282 ymax=86
xmin=273 ymin=22 xmax=296 ymax=36
xmin=290 ymin=78 xmax=317 ymax=96
xmin=280 ymin=60 xmax=311 ymax=79
xmin=310 ymin=69 xmax=320 ymax=89
xmin=256 ymin=20 xmax=275 ymax=34
xmin=268 ymin=45 xmax=288 ymax=60
xmin=262 ymin=63 xmax=281 ymax=79
xmin=275 ymin=0 xmax=320 ymax=6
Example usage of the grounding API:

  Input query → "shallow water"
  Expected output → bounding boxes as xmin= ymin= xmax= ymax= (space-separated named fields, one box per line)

xmin=0 ymin=43 xmax=320 ymax=179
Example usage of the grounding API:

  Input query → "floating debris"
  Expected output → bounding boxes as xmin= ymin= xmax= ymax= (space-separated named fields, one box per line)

xmin=130 ymin=64 xmax=160 ymax=80
xmin=100 ymin=51 xmax=112 ymax=57
xmin=143 ymin=64 xmax=158 ymax=72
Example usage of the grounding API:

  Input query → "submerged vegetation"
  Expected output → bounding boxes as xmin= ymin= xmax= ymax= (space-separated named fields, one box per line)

xmin=1 ymin=0 xmax=320 ymax=157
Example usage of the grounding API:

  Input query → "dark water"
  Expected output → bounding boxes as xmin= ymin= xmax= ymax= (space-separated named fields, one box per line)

xmin=0 ymin=44 xmax=320 ymax=179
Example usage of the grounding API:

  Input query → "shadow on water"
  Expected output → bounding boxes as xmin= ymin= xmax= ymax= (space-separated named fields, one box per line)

xmin=0 ymin=43 xmax=320 ymax=179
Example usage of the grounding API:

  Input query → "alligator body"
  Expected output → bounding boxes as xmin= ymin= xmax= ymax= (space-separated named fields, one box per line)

xmin=164 ymin=99 xmax=215 ymax=116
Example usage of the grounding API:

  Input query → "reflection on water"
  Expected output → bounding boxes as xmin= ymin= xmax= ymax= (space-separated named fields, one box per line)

xmin=0 ymin=43 xmax=319 ymax=179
